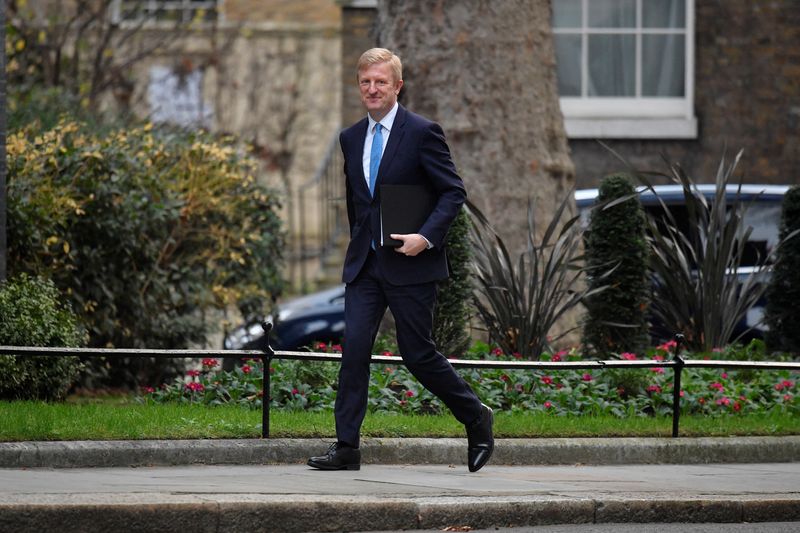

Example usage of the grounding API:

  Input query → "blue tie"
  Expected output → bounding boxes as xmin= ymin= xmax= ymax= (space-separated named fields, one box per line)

xmin=369 ymin=123 xmax=383 ymax=197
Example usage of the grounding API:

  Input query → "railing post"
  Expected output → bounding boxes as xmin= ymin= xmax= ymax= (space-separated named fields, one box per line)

xmin=261 ymin=322 xmax=275 ymax=439
xmin=671 ymin=334 xmax=685 ymax=438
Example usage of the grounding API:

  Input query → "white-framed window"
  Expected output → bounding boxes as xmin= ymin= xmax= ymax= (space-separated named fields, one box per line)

xmin=112 ymin=0 xmax=220 ymax=25
xmin=553 ymin=0 xmax=697 ymax=139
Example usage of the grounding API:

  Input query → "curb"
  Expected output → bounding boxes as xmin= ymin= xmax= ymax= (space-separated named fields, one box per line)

xmin=2 ymin=436 xmax=799 ymax=468
xmin=1 ymin=495 xmax=799 ymax=532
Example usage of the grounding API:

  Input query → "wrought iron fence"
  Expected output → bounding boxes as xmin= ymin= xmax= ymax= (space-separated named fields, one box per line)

xmin=2 ymin=329 xmax=798 ymax=439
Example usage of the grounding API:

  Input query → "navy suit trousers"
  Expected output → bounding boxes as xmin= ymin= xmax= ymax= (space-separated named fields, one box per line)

xmin=334 ymin=250 xmax=483 ymax=448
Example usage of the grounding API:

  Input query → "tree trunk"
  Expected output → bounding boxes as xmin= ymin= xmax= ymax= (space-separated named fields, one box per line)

xmin=376 ymin=0 xmax=574 ymax=257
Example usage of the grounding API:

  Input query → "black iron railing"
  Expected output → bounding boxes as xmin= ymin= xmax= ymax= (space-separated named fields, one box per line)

xmin=2 ymin=329 xmax=798 ymax=439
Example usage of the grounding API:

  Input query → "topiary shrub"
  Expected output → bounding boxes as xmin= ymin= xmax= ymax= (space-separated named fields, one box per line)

xmin=582 ymin=173 xmax=650 ymax=356
xmin=765 ymin=185 xmax=800 ymax=354
xmin=7 ymin=114 xmax=285 ymax=388
xmin=0 ymin=274 xmax=86 ymax=401
xmin=433 ymin=207 xmax=473 ymax=358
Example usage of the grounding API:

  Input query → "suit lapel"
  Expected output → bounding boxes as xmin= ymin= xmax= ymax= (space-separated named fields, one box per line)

xmin=375 ymin=105 xmax=406 ymax=194
xmin=348 ymin=119 xmax=369 ymax=196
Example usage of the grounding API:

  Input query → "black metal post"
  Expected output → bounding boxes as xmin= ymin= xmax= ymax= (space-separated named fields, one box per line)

xmin=261 ymin=322 xmax=275 ymax=439
xmin=671 ymin=334 xmax=685 ymax=438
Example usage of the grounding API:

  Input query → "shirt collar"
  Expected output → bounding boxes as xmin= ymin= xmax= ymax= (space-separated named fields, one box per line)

xmin=367 ymin=102 xmax=399 ymax=134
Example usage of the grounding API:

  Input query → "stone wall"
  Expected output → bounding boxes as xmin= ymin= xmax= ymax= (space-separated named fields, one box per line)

xmin=570 ymin=0 xmax=800 ymax=188
xmin=114 ymin=4 xmax=342 ymax=288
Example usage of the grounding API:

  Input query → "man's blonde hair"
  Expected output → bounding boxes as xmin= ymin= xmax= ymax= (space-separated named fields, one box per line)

xmin=357 ymin=48 xmax=403 ymax=82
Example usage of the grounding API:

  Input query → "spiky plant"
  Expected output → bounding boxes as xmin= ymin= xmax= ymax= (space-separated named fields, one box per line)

xmin=468 ymin=192 xmax=604 ymax=359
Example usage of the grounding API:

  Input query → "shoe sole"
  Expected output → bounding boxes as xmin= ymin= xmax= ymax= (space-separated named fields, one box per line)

xmin=307 ymin=460 xmax=360 ymax=471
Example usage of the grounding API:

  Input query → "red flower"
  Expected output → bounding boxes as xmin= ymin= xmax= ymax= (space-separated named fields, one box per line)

xmin=491 ymin=347 xmax=503 ymax=356
xmin=292 ymin=388 xmax=299 ymax=395
xmin=699 ymin=397 xmax=706 ymax=404
xmin=651 ymin=354 xmax=665 ymax=362
xmin=657 ymin=340 xmax=677 ymax=352
xmin=716 ymin=397 xmax=731 ymax=406
xmin=186 ymin=369 xmax=201 ymax=377
xmin=556 ymin=382 xmax=564 ymax=389
xmin=620 ymin=352 xmax=637 ymax=360
xmin=202 ymin=358 xmax=218 ymax=368
xmin=185 ymin=382 xmax=205 ymax=392
xmin=317 ymin=342 xmax=328 ymax=351
xmin=512 ymin=352 xmax=522 ymax=360
xmin=332 ymin=344 xmax=343 ymax=353
xmin=647 ymin=384 xmax=662 ymax=394
xmin=679 ymin=390 xmax=685 ymax=397
xmin=382 ymin=350 xmax=395 ymax=357
xmin=501 ymin=374 xmax=510 ymax=382
xmin=784 ymin=394 xmax=793 ymax=402
xmin=399 ymin=400 xmax=407 ymax=406
xmin=405 ymin=390 xmax=414 ymax=398
xmin=544 ymin=401 xmax=553 ymax=409
xmin=385 ymin=367 xmax=393 ymax=374
xmin=775 ymin=383 xmax=784 ymax=391
xmin=733 ymin=401 xmax=742 ymax=412
xmin=143 ymin=386 xmax=155 ymax=394
xmin=616 ymin=387 xmax=625 ymax=396
xmin=242 ymin=364 xmax=252 ymax=374
xmin=269 ymin=366 xmax=275 ymax=374
xmin=541 ymin=376 xmax=554 ymax=385
xmin=709 ymin=382 xmax=724 ymax=392
xmin=582 ymin=373 xmax=592 ymax=382
xmin=651 ymin=367 xmax=665 ymax=374
xmin=721 ymin=372 xmax=728 ymax=379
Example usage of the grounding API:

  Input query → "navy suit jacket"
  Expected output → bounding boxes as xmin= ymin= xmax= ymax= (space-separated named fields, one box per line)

xmin=340 ymin=105 xmax=466 ymax=286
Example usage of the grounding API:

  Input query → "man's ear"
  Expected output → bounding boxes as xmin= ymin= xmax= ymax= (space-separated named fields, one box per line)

xmin=395 ymin=79 xmax=404 ymax=95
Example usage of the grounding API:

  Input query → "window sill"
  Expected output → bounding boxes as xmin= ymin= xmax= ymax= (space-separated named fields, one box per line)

xmin=564 ymin=117 xmax=698 ymax=139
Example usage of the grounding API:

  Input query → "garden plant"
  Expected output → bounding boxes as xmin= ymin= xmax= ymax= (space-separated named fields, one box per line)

xmin=765 ymin=185 xmax=800 ymax=354
xmin=582 ymin=173 xmax=650 ymax=356
xmin=141 ymin=340 xmax=797 ymax=420
xmin=468 ymin=193 xmax=604 ymax=359
xmin=7 ymin=113 xmax=285 ymax=387
xmin=0 ymin=274 xmax=86 ymax=401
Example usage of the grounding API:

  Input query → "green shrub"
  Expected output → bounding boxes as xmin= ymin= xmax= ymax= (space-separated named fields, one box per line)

xmin=7 ymin=115 xmax=285 ymax=387
xmin=765 ymin=185 xmax=800 ymax=353
xmin=433 ymin=208 xmax=473 ymax=357
xmin=583 ymin=174 xmax=650 ymax=356
xmin=0 ymin=274 xmax=86 ymax=401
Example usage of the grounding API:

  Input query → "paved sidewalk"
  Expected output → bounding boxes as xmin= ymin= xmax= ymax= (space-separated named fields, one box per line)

xmin=1 ymin=461 xmax=799 ymax=532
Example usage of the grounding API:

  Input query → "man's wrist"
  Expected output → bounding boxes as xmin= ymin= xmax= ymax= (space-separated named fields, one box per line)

xmin=420 ymin=234 xmax=433 ymax=249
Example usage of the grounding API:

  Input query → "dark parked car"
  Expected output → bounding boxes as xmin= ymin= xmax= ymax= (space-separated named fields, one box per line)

xmin=223 ymin=284 xmax=345 ymax=352
xmin=575 ymin=184 xmax=789 ymax=341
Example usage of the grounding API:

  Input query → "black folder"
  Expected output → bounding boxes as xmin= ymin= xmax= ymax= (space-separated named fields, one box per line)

xmin=380 ymin=184 xmax=437 ymax=247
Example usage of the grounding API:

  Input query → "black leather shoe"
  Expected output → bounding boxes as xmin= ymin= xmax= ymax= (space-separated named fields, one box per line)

xmin=307 ymin=442 xmax=361 ymax=471
xmin=466 ymin=404 xmax=494 ymax=472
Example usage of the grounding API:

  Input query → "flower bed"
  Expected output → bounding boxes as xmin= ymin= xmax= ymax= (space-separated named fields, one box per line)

xmin=141 ymin=341 xmax=798 ymax=417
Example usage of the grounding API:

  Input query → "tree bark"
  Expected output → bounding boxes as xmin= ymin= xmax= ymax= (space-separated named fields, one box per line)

xmin=376 ymin=0 xmax=574 ymax=256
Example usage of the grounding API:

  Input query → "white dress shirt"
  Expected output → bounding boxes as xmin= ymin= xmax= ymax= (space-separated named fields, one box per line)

xmin=362 ymin=101 xmax=399 ymax=187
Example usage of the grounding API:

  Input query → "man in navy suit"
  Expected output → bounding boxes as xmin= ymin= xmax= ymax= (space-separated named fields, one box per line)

xmin=308 ymin=48 xmax=493 ymax=473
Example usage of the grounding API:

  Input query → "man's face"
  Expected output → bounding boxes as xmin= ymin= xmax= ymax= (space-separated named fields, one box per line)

xmin=358 ymin=61 xmax=403 ymax=121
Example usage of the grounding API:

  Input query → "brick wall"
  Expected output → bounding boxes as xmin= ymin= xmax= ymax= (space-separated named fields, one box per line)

xmin=570 ymin=0 xmax=800 ymax=188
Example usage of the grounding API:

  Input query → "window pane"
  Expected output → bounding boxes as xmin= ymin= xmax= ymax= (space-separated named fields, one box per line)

xmin=642 ymin=34 xmax=685 ymax=96
xmin=589 ymin=0 xmax=636 ymax=28
xmin=588 ymin=34 xmax=635 ymax=96
xmin=643 ymin=0 xmax=686 ymax=28
xmin=555 ymin=34 xmax=582 ymax=96
xmin=553 ymin=0 xmax=582 ymax=28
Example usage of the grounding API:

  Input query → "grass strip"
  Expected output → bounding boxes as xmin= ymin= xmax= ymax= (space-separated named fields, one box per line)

xmin=1 ymin=401 xmax=798 ymax=441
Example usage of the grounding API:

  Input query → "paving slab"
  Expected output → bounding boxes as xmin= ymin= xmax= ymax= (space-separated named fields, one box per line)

xmin=1 ymin=462 xmax=798 ymax=532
